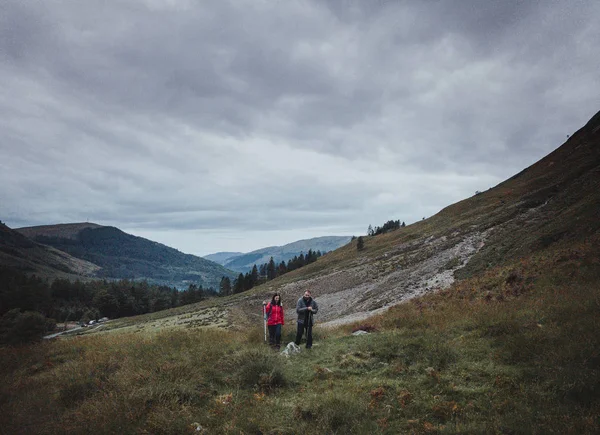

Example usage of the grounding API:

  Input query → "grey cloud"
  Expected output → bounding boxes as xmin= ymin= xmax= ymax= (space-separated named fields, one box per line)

xmin=1 ymin=0 xmax=599 ymax=254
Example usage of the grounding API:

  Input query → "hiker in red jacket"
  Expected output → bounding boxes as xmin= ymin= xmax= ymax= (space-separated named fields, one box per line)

xmin=263 ymin=293 xmax=285 ymax=350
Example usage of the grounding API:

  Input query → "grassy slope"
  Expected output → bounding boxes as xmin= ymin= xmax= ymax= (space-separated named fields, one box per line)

xmin=0 ymin=223 xmax=100 ymax=279
xmin=1 ymin=239 xmax=598 ymax=434
xmin=1 ymin=111 xmax=599 ymax=434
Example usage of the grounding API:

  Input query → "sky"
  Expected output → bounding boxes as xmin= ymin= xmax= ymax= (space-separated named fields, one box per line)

xmin=1 ymin=0 xmax=599 ymax=257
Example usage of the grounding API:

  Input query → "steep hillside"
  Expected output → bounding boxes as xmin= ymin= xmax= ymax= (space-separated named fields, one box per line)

xmin=79 ymin=109 xmax=600 ymax=331
xmin=0 ymin=222 xmax=100 ymax=278
xmin=163 ymin=109 xmax=598 ymax=329
xmin=90 ymin=110 xmax=599 ymax=334
xmin=220 ymin=236 xmax=352 ymax=272
xmin=16 ymin=224 xmax=237 ymax=289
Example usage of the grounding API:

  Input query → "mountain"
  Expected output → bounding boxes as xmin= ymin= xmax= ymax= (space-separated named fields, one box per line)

xmin=0 ymin=222 xmax=100 ymax=279
xmin=217 ymin=236 xmax=353 ymax=272
xmin=203 ymin=251 xmax=243 ymax=265
xmin=15 ymin=223 xmax=237 ymax=289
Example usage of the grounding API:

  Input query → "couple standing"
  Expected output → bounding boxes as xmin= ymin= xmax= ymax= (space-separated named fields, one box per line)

xmin=263 ymin=290 xmax=319 ymax=350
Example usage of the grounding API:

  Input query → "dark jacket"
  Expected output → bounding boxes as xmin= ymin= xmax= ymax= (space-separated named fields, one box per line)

xmin=296 ymin=297 xmax=318 ymax=326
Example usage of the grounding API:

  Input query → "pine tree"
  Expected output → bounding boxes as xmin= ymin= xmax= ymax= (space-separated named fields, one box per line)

xmin=219 ymin=276 xmax=231 ymax=295
xmin=298 ymin=253 xmax=306 ymax=267
xmin=251 ymin=265 xmax=259 ymax=285
xmin=259 ymin=264 xmax=267 ymax=281
xmin=233 ymin=273 xmax=245 ymax=293
xmin=267 ymin=257 xmax=276 ymax=280
xmin=244 ymin=272 xmax=253 ymax=291
xmin=357 ymin=236 xmax=365 ymax=251
xmin=278 ymin=261 xmax=287 ymax=276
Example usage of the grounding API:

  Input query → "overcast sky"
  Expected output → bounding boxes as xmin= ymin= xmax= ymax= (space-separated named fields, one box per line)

xmin=1 ymin=0 xmax=599 ymax=257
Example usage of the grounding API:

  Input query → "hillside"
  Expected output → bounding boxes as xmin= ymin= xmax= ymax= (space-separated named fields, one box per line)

xmin=96 ymin=108 xmax=599 ymax=331
xmin=0 ymin=222 xmax=100 ymax=279
xmin=203 ymin=251 xmax=243 ymax=265
xmin=48 ymin=108 xmax=599 ymax=332
xmin=212 ymin=109 xmax=599 ymax=327
xmin=15 ymin=224 xmax=237 ymax=289
xmin=16 ymin=222 xmax=103 ymax=240
xmin=218 ymin=235 xmax=353 ymax=272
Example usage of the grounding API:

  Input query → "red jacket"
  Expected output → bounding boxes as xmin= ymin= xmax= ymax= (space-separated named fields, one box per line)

xmin=266 ymin=303 xmax=284 ymax=326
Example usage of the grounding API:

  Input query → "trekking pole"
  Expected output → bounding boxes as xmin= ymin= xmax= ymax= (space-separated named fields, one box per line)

xmin=263 ymin=303 xmax=267 ymax=343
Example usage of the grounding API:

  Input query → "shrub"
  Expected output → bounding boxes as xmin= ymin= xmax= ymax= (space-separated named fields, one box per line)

xmin=0 ymin=309 xmax=49 ymax=345
xmin=294 ymin=391 xmax=374 ymax=433
xmin=357 ymin=236 xmax=365 ymax=251
xmin=226 ymin=348 xmax=286 ymax=392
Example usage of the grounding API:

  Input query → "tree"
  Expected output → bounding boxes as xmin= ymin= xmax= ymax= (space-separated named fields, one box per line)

xmin=371 ymin=219 xmax=402 ymax=236
xmin=93 ymin=290 xmax=120 ymax=318
xmin=0 ymin=309 xmax=51 ymax=344
xmin=267 ymin=257 xmax=276 ymax=280
xmin=243 ymin=272 xmax=254 ymax=291
xmin=233 ymin=273 xmax=245 ymax=294
xmin=151 ymin=290 xmax=172 ymax=312
xmin=278 ymin=261 xmax=287 ymax=276
xmin=298 ymin=253 xmax=306 ymax=268
xmin=250 ymin=265 xmax=259 ymax=285
xmin=259 ymin=264 xmax=267 ymax=281
xmin=357 ymin=236 xmax=365 ymax=251
xmin=219 ymin=276 xmax=232 ymax=296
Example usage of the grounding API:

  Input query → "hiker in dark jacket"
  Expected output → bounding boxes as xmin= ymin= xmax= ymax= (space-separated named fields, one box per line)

xmin=294 ymin=290 xmax=319 ymax=349
xmin=263 ymin=293 xmax=284 ymax=350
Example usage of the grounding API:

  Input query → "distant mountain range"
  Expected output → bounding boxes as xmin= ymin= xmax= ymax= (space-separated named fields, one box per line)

xmin=203 ymin=251 xmax=243 ymax=265
xmin=11 ymin=223 xmax=236 ymax=289
xmin=204 ymin=236 xmax=353 ymax=272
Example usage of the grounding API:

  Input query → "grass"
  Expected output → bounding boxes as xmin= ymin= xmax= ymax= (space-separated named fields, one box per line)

xmin=1 ymin=240 xmax=599 ymax=434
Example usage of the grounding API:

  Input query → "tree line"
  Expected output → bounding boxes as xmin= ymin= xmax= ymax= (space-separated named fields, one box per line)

xmin=219 ymin=249 xmax=323 ymax=295
xmin=367 ymin=219 xmax=405 ymax=236
xmin=0 ymin=247 xmax=328 ymax=343
xmin=0 ymin=267 xmax=218 ymax=337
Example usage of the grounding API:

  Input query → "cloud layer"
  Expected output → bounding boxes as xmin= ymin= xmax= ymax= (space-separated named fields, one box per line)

xmin=2 ymin=0 xmax=599 ymax=255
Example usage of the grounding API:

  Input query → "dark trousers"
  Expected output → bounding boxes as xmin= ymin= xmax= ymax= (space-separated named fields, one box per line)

xmin=268 ymin=324 xmax=282 ymax=349
xmin=295 ymin=321 xmax=313 ymax=348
